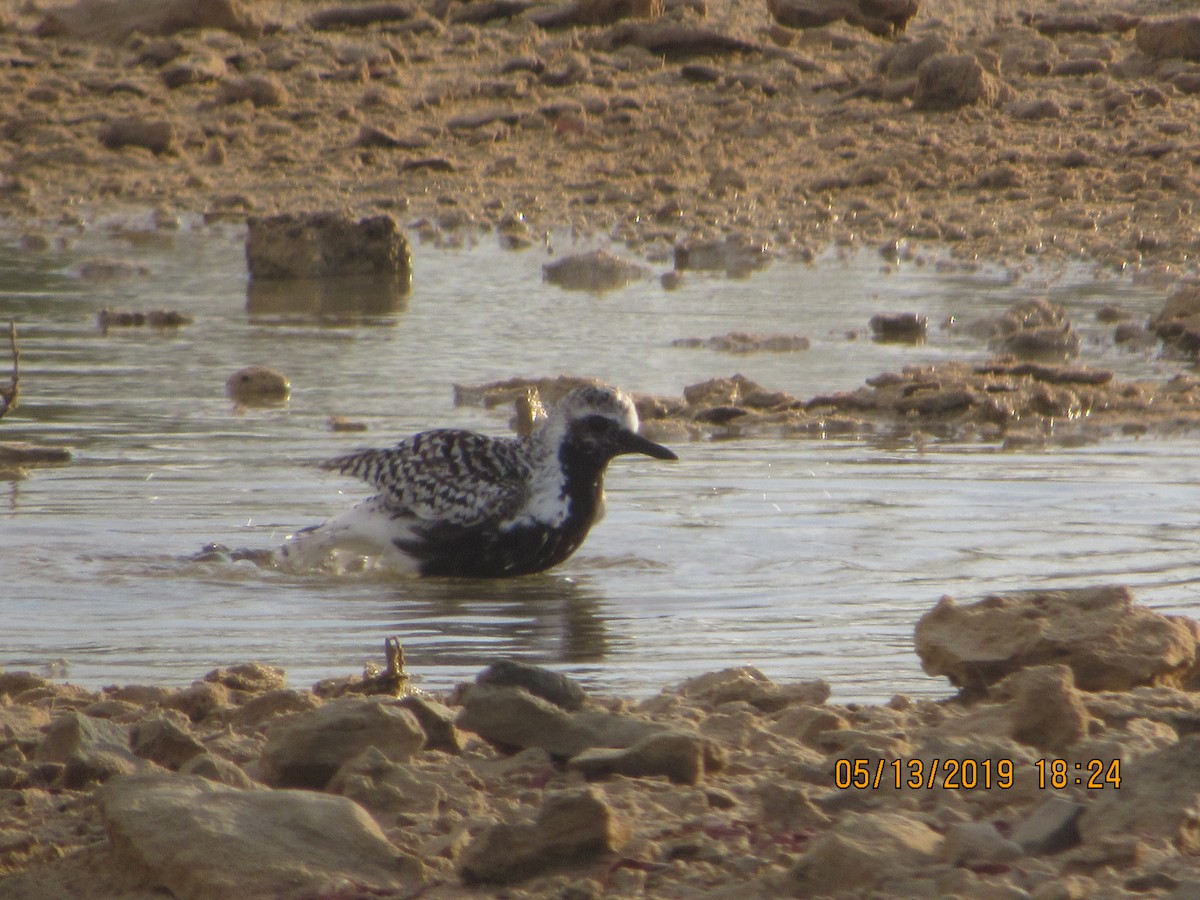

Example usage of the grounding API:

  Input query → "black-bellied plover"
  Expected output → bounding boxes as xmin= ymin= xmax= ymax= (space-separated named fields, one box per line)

xmin=275 ymin=384 xmax=678 ymax=576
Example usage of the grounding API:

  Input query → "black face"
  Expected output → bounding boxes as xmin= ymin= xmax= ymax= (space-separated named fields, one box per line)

xmin=567 ymin=414 xmax=679 ymax=465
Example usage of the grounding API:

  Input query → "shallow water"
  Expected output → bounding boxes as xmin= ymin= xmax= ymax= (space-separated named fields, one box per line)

xmin=2 ymin=218 xmax=1199 ymax=702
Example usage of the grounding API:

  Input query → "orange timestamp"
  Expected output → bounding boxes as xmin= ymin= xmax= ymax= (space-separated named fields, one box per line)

xmin=834 ymin=758 xmax=1121 ymax=791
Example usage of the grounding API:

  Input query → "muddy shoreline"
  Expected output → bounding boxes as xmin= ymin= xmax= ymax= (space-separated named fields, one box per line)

xmin=5 ymin=0 xmax=1200 ymax=897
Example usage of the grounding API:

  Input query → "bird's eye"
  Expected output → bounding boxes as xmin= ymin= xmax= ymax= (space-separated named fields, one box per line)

xmin=585 ymin=416 xmax=610 ymax=434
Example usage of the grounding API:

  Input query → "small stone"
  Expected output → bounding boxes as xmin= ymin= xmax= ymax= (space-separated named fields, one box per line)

xmin=215 ymin=74 xmax=288 ymax=107
xmin=476 ymin=658 xmax=586 ymax=711
xmin=99 ymin=116 xmax=177 ymax=155
xmin=567 ymin=731 xmax=706 ymax=784
xmin=1010 ymin=796 xmax=1084 ymax=855
xmin=226 ymin=365 xmax=290 ymax=405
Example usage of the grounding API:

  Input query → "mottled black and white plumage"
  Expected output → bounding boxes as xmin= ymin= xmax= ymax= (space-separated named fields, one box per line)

xmin=275 ymin=385 xmax=678 ymax=576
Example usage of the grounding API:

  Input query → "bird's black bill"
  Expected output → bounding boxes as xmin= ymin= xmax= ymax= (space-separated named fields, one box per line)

xmin=618 ymin=430 xmax=679 ymax=461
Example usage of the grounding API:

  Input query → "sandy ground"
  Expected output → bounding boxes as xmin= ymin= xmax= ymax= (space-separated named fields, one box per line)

xmin=5 ymin=1 xmax=1200 ymax=897
xmin=0 ymin=0 xmax=1198 ymax=275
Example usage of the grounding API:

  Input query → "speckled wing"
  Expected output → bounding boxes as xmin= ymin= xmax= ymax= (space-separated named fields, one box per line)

xmin=319 ymin=429 xmax=531 ymax=526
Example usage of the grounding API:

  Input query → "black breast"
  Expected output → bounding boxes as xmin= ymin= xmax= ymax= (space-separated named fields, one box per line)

xmin=397 ymin=444 xmax=610 ymax=578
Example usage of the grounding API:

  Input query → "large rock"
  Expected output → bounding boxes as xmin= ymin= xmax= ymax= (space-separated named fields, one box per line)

xmin=459 ymin=787 xmax=629 ymax=883
xmin=245 ymin=212 xmax=412 ymax=283
xmin=915 ymin=585 xmax=1200 ymax=695
xmin=787 ymin=811 xmax=943 ymax=894
xmin=98 ymin=773 xmax=425 ymax=899
xmin=35 ymin=0 xmax=261 ymax=43
xmin=258 ymin=697 xmax=426 ymax=789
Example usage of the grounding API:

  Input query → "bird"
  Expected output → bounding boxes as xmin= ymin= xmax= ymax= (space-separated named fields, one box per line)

xmin=273 ymin=384 xmax=678 ymax=576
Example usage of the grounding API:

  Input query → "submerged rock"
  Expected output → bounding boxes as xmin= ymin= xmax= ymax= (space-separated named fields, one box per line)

xmin=226 ymin=365 xmax=290 ymax=405
xmin=542 ymin=249 xmax=648 ymax=292
xmin=245 ymin=212 xmax=412 ymax=284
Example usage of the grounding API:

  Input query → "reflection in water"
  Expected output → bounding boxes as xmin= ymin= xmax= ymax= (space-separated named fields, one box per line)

xmin=379 ymin=575 xmax=611 ymax=671
xmin=246 ymin=274 xmax=410 ymax=322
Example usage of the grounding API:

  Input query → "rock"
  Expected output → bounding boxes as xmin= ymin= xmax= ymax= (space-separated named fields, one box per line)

xmin=163 ymin=681 xmax=230 ymax=723
xmin=459 ymin=787 xmax=630 ymax=883
xmin=787 ymin=811 xmax=943 ymax=894
xmin=941 ymin=821 xmax=1023 ymax=865
xmin=0 ymin=442 xmax=72 ymax=467
xmin=258 ymin=697 xmax=426 ymax=789
xmin=178 ymin=752 xmax=258 ymax=789
xmin=870 ymin=312 xmax=927 ymax=343
xmin=674 ymin=236 xmax=769 ymax=275
xmin=913 ymin=53 xmax=1009 ymax=110
xmin=1151 ymin=284 xmax=1200 ymax=356
xmin=1078 ymin=734 xmax=1200 ymax=851
xmin=309 ymin=2 xmax=415 ymax=29
xmin=671 ymin=332 xmax=810 ymax=353
xmin=215 ymin=75 xmax=288 ymax=108
xmin=160 ymin=53 xmax=226 ymax=89
xmin=129 ymin=715 xmax=206 ymax=770
xmin=98 ymin=773 xmax=425 ymax=898
xmin=203 ymin=663 xmax=287 ymax=694
xmin=593 ymin=22 xmax=768 ymax=59
xmin=529 ymin=0 xmax=663 ymax=29
xmin=567 ymin=731 xmax=706 ymax=784
xmin=99 ymin=116 xmax=177 ymax=155
xmin=676 ymin=666 xmax=830 ymax=711
xmin=766 ymin=0 xmax=918 ymax=36
xmin=450 ymin=0 xmax=537 ymax=25
xmin=226 ymin=365 xmax=290 ymax=405
xmin=997 ymin=665 xmax=1090 ymax=754
xmin=476 ymin=658 xmax=587 ymax=711
xmin=998 ymin=325 xmax=1081 ymax=361
xmin=455 ymin=683 xmax=598 ymax=756
xmin=35 ymin=711 xmax=147 ymax=788
xmin=1136 ymin=16 xmax=1200 ymax=61
xmin=245 ymin=212 xmax=413 ymax=283
xmin=542 ymin=249 xmax=648 ymax=292
xmin=915 ymin=585 xmax=1200 ymax=695
xmin=1011 ymin=796 xmax=1084 ymax=855
xmin=396 ymin=694 xmax=464 ymax=753
xmin=35 ymin=0 xmax=261 ymax=44
xmin=328 ymin=746 xmax=447 ymax=816
xmin=877 ymin=34 xmax=954 ymax=80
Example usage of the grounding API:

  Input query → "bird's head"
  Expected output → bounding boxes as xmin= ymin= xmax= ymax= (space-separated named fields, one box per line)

xmin=546 ymin=385 xmax=678 ymax=465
